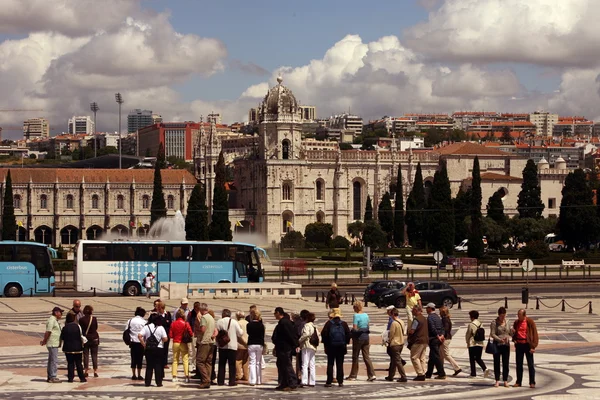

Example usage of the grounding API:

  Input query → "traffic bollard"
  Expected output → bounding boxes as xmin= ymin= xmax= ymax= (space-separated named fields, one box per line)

xmin=589 ymin=301 xmax=593 ymax=314
xmin=93 ymin=287 xmax=96 ymax=297
xmin=321 ymin=292 xmax=325 ymax=303
xmin=344 ymin=293 xmax=349 ymax=305
xmin=536 ymin=297 xmax=540 ymax=310
xmin=504 ymin=297 xmax=508 ymax=309
xmin=315 ymin=292 xmax=319 ymax=302
xmin=457 ymin=297 xmax=462 ymax=310
xmin=561 ymin=299 xmax=565 ymax=312
xmin=352 ymin=294 xmax=356 ymax=303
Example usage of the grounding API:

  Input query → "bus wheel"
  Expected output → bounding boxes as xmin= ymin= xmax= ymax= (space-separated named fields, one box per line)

xmin=123 ymin=282 xmax=141 ymax=296
xmin=4 ymin=283 xmax=22 ymax=298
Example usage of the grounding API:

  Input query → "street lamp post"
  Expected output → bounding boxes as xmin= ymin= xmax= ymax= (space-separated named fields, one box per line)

xmin=90 ymin=102 xmax=99 ymax=158
xmin=115 ymin=93 xmax=124 ymax=169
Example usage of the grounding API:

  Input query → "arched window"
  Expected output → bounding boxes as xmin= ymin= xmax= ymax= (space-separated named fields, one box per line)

xmin=353 ymin=181 xmax=362 ymax=220
xmin=282 ymin=139 xmax=290 ymax=159
xmin=282 ymin=211 xmax=294 ymax=232
xmin=40 ymin=194 xmax=48 ymax=209
xmin=167 ymin=195 xmax=175 ymax=209
xmin=91 ymin=195 xmax=99 ymax=209
xmin=282 ymin=182 xmax=292 ymax=201
xmin=13 ymin=195 xmax=21 ymax=209
xmin=316 ymin=180 xmax=324 ymax=201
xmin=66 ymin=194 xmax=74 ymax=209
xmin=117 ymin=195 xmax=124 ymax=209
xmin=142 ymin=195 xmax=150 ymax=209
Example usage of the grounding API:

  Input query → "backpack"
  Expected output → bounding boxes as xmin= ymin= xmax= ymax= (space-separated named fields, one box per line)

xmin=473 ymin=322 xmax=485 ymax=342
xmin=329 ymin=320 xmax=345 ymax=346
xmin=123 ymin=320 xmax=132 ymax=346
xmin=216 ymin=319 xmax=232 ymax=348
xmin=145 ymin=326 xmax=160 ymax=349
xmin=309 ymin=325 xmax=320 ymax=347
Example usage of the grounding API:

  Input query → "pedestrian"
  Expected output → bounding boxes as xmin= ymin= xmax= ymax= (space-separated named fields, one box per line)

xmin=246 ymin=309 xmax=265 ymax=386
xmin=216 ymin=309 xmax=244 ymax=386
xmin=172 ymin=297 xmax=190 ymax=322
xmin=385 ymin=308 xmax=407 ymax=382
xmin=60 ymin=312 xmax=87 ymax=383
xmin=512 ymin=309 xmax=539 ymax=389
xmin=424 ymin=303 xmax=446 ymax=380
xmin=169 ymin=309 xmax=193 ymax=383
xmin=127 ymin=307 xmax=147 ymax=381
xmin=347 ymin=301 xmax=376 ymax=382
xmin=439 ymin=306 xmax=461 ymax=376
xmin=79 ymin=305 xmax=100 ymax=378
xmin=321 ymin=309 xmax=350 ymax=387
xmin=208 ymin=309 xmax=218 ymax=384
xmin=293 ymin=310 xmax=308 ymax=382
xmin=407 ymin=305 xmax=428 ymax=381
xmin=153 ymin=300 xmax=172 ymax=369
xmin=490 ymin=307 xmax=512 ymax=387
xmin=298 ymin=312 xmax=318 ymax=387
xmin=465 ymin=310 xmax=490 ymax=378
xmin=143 ymin=272 xmax=154 ymax=298
xmin=68 ymin=299 xmax=84 ymax=321
xmin=195 ymin=303 xmax=216 ymax=389
xmin=245 ymin=305 xmax=257 ymax=323
xmin=235 ymin=311 xmax=249 ymax=382
xmin=400 ymin=282 xmax=422 ymax=328
xmin=40 ymin=306 xmax=63 ymax=383
xmin=139 ymin=313 xmax=168 ymax=387
xmin=272 ymin=307 xmax=298 ymax=391
xmin=326 ymin=283 xmax=342 ymax=311
xmin=188 ymin=301 xmax=201 ymax=373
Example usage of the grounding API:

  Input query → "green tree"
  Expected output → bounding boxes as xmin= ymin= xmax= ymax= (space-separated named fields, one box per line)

xmin=508 ymin=217 xmax=548 ymax=244
xmin=377 ymin=192 xmax=394 ymax=244
xmin=185 ymin=184 xmax=209 ymax=241
xmin=487 ymin=189 xmax=505 ymax=222
xmin=304 ymin=222 xmax=334 ymax=248
xmin=332 ymin=235 xmax=351 ymax=249
xmin=281 ymin=231 xmax=304 ymax=249
xmin=150 ymin=143 xmax=167 ymax=227
xmin=481 ymin=217 xmax=509 ymax=250
xmin=501 ymin=126 xmax=512 ymax=143
xmin=406 ymin=162 xmax=425 ymax=247
xmin=426 ymin=161 xmax=455 ymax=254
xmin=558 ymin=168 xmax=600 ymax=249
xmin=517 ymin=159 xmax=544 ymax=218
xmin=393 ymin=166 xmax=405 ymax=247
xmin=453 ymin=187 xmax=471 ymax=245
xmin=2 ymin=170 xmax=17 ymax=240
xmin=347 ymin=221 xmax=365 ymax=244
xmin=362 ymin=220 xmax=387 ymax=250
xmin=468 ymin=156 xmax=485 ymax=258
xmin=364 ymin=195 xmax=373 ymax=221
xmin=209 ymin=152 xmax=233 ymax=241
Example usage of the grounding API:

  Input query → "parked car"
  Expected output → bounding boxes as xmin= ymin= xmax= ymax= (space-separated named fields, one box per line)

xmin=363 ymin=280 xmax=406 ymax=305
xmin=371 ymin=257 xmax=403 ymax=271
xmin=378 ymin=281 xmax=458 ymax=309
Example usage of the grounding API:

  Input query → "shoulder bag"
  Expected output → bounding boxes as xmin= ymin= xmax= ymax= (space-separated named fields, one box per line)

xmin=85 ymin=316 xmax=100 ymax=346
xmin=216 ymin=319 xmax=232 ymax=348
xmin=123 ymin=320 xmax=132 ymax=346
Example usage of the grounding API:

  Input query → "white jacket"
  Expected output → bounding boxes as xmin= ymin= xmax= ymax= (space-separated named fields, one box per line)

xmin=299 ymin=322 xmax=318 ymax=351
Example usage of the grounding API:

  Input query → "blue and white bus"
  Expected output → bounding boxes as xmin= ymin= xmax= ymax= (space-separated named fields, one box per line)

xmin=74 ymin=240 xmax=266 ymax=296
xmin=0 ymin=241 xmax=56 ymax=297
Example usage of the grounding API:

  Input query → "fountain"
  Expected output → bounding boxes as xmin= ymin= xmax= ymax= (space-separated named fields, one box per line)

xmin=147 ymin=210 xmax=186 ymax=240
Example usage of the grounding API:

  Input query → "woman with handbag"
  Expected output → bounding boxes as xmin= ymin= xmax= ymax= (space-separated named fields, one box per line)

xmin=169 ymin=309 xmax=194 ymax=383
xmin=489 ymin=307 xmax=512 ymax=387
xmin=439 ymin=306 xmax=461 ymax=376
xmin=79 ymin=305 xmax=99 ymax=378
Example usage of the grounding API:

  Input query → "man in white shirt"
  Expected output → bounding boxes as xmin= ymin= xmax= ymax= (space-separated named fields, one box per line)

xmin=172 ymin=297 xmax=189 ymax=321
xmin=215 ymin=309 xmax=244 ymax=386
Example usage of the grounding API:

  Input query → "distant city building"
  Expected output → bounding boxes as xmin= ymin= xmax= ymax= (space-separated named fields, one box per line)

xmin=328 ymin=113 xmax=363 ymax=137
xmin=529 ymin=111 xmax=558 ymax=136
xmin=127 ymin=109 xmax=160 ymax=133
xmin=299 ymin=106 xmax=317 ymax=121
xmin=23 ymin=118 xmax=50 ymax=139
xmin=552 ymin=116 xmax=593 ymax=137
xmin=248 ymin=108 xmax=259 ymax=125
xmin=68 ymin=116 xmax=94 ymax=135
xmin=207 ymin=113 xmax=222 ymax=124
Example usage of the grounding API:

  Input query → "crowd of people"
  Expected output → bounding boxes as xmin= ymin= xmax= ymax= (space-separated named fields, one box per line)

xmin=40 ymin=286 xmax=539 ymax=390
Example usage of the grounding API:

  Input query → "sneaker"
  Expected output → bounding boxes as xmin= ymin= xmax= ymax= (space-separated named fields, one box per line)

xmin=413 ymin=375 xmax=426 ymax=381
xmin=94 ymin=373 xmax=99 ymax=378
xmin=484 ymin=369 xmax=491 ymax=379
xmin=80 ymin=379 xmax=87 ymax=383
xmin=397 ymin=377 xmax=408 ymax=383
xmin=434 ymin=375 xmax=446 ymax=380
xmin=185 ymin=377 xmax=190 ymax=383
xmin=172 ymin=377 xmax=178 ymax=383
xmin=367 ymin=377 xmax=377 ymax=382
xmin=48 ymin=378 xmax=61 ymax=383
xmin=137 ymin=376 xmax=144 ymax=381
xmin=345 ymin=377 xmax=356 ymax=381
xmin=384 ymin=377 xmax=394 ymax=381
xmin=324 ymin=383 xmax=333 ymax=387
xmin=131 ymin=375 xmax=137 ymax=380
xmin=453 ymin=369 xmax=462 ymax=376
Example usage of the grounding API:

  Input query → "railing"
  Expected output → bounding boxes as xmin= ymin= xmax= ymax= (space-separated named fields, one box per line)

xmin=561 ymin=259 xmax=585 ymax=269
xmin=159 ymin=282 xmax=302 ymax=300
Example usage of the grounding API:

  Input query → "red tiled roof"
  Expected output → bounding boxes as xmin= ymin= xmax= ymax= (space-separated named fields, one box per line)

xmin=0 ymin=168 xmax=197 ymax=184
xmin=435 ymin=142 xmax=510 ymax=156
xmin=471 ymin=121 xmax=535 ymax=127
xmin=480 ymin=172 xmax=522 ymax=181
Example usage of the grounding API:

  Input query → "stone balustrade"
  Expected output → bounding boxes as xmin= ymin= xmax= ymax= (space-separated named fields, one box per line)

xmin=159 ymin=281 xmax=302 ymax=300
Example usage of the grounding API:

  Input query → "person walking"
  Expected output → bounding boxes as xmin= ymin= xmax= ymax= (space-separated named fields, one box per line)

xmin=512 ymin=309 xmax=539 ymax=389
xmin=41 ymin=307 xmax=63 ymax=383
xmin=246 ymin=309 xmax=265 ymax=386
xmin=321 ymin=309 xmax=350 ymax=387
xmin=439 ymin=306 xmax=461 ymax=376
xmin=235 ymin=311 xmax=249 ymax=382
xmin=298 ymin=312 xmax=318 ymax=387
xmin=425 ymin=303 xmax=446 ymax=380
xmin=195 ymin=303 xmax=216 ymax=389
xmin=347 ymin=301 xmax=376 ymax=382
xmin=169 ymin=309 xmax=193 ymax=383
xmin=408 ymin=305 xmax=428 ymax=381
xmin=326 ymin=283 xmax=342 ymax=311
xmin=60 ymin=312 xmax=87 ymax=383
xmin=127 ymin=307 xmax=147 ymax=381
xmin=400 ymin=282 xmax=422 ymax=328
xmin=216 ymin=309 xmax=244 ymax=386
xmin=465 ymin=310 xmax=490 ymax=379
xmin=385 ymin=308 xmax=407 ymax=382
xmin=490 ymin=307 xmax=512 ymax=387
xmin=272 ymin=307 xmax=298 ymax=391
xmin=79 ymin=305 xmax=100 ymax=378
xmin=139 ymin=313 xmax=168 ymax=387
xmin=143 ymin=272 xmax=154 ymax=298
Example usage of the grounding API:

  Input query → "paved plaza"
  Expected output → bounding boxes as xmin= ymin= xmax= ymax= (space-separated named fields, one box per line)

xmin=0 ymin=294 xmax=598 ymax=400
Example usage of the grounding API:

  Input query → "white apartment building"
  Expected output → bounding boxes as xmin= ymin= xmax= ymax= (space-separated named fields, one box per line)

xmin=299 ymin=106 xmax=317 ymax=121
xmin=23 ymin=118 xmax=50 ymax=139
xmin=529 ymin=111 xmax=558 ymax=136
xmin=328 ymin=113 xmax=363 ymax=137
xmin=68 ymin=116 xmax=95 ymax=135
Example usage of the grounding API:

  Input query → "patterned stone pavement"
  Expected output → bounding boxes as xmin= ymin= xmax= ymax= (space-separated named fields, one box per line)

xmin=0 ymin=295 xmax=599 ymax=399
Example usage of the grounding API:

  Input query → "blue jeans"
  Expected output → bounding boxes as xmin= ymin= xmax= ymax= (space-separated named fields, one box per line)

xmin=47 ymin=347 xmax=58 ymax=379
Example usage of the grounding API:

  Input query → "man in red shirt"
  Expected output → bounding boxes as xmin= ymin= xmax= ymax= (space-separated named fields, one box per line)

xmin=512 ymin=309 xmax=539 ymax=388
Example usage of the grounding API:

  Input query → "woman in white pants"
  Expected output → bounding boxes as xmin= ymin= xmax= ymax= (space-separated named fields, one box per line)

xmin=299 ymin=312 xmax=318 ymax=387
xmin=246 ymin=309 xmax=265 ymax=386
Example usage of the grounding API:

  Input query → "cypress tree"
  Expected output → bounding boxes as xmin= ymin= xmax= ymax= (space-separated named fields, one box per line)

xmin=2 ymin=170 xmax=17 ymax=240
xmin=185 ymin=183 xmax=209 ymax=241
xmin=377 ymin=192 xmax=394 ymax=244
xmin=150 ymin=143 xmax=167 ymax=227
xmin=406 ymin=162 xmax=425 ymax=247
xmin=517 ymin=159 xmax=544 ymax=219
xmin=209 ymin=152 xmax=232 ymax=241
xmin=468 ymin=156 xmax=485 ymax=258
xmin=559 ymin=168 xmax=599 ymax=249
xmin=426 ymin=161 xmax=455 ymax=254
xmin=393 ymin=165 xmax=405 ymax=247
xmin=487 ymin=189 xmax=505 ymax=222
xmin=453 ymin=187 xmax=471 ymax=245
xmin=364 ymin=195 xmax=373 ymax=221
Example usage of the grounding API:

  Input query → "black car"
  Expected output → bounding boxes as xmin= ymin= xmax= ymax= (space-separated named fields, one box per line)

xmin=378 ymin=281 xmax=458 ymax=309
xmin=371 ymin=257 xmax=403 ymax=271
xmin=363 ymin=280 xmax=406 ymax=305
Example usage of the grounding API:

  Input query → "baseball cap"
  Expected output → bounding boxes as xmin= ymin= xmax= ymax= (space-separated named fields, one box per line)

xmin=426 ymin=302 xmax=436 ymax=309
xmin=386 ymin=305 xmax=396 ymax=311
xmin=52 ymin=307 xmax=64 ymax=313
xmin=181 ymin=297 xmax=189 ymax=304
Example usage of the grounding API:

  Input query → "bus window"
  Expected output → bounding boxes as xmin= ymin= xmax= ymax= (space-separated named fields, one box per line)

xmin=149 ymin=245 xmax=168 ymax=261
xmin=83 ymin=245 xmax=108 ymax=261
xmin=206 ymin=245 xmax=225 ymax=261
xmin=171 ymin=245 xmax=190 ymax=261
xmin=32 ymin=246 xmax=53 ymax=277
xmin=0 ymin=244 xmax=13 ymax=261
xmin=14 ymin=245 xmax=32 ymax=263
xmin=192 ymin=244 xmax=208 ymax=261
xmin=112 ymin=245 xmax=137 ymax=261
xmin=228 ymin=246 xmax=237 ymax=261
xmin=234 ymin=261 xmax=247 ymax=278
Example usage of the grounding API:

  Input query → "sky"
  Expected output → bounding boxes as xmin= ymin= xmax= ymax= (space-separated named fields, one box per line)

xmin=0 ymin=0 xmax=598 ymax=139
